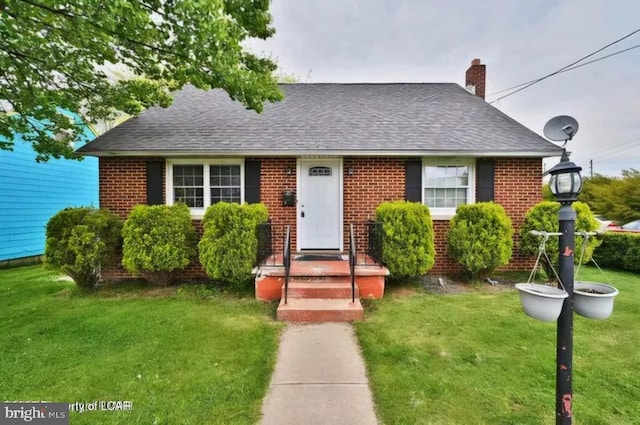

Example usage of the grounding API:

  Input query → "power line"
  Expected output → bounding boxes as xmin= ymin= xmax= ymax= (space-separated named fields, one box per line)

xmin=589 ymin=135 xmax=640 ymax=158
xmin=587 ymin=145 xmax=640 ymax=165
xmin=487 ymin=44 xmax=640 ymax=97
xmin=491 ymin=28 xmax=640 ymax=102
xmin=577 ymin=135 xmax=640 ymax=171
xmin=595 ymin=149 xmax=640 ymax=163
xmin=592 ymin=146 xmax=640 ymax=163
xmin=489 ymin=27 xmax=640 ymax=104
xmin=590 ymin=156 xmax=640 ymax=176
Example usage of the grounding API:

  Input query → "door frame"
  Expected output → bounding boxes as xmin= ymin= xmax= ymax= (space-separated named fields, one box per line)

xmin=296 ymin=157 xmax=344 ymax=252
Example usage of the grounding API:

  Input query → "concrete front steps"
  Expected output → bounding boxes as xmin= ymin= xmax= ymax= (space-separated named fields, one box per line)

xmin=254 ymin=255 xmax=389 ymax=322
xmin=276 ymin=278 xmax=364 ymax=322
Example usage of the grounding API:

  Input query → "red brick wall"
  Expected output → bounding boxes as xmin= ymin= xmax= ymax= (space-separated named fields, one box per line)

xmin=98 ymin=156 xmax=542 ymax=281
xmin=100 ymin=158 xmax=148 ymax=280
xmin=99 ymin=157 xmax=210 ymax=281
xmin=494 ymin=157 xmax=543 ymax=270
xmin=99 ymin=157 xmax=163 ymax=219
xmin=256 ymin=158 xmax=297 ymax=251
xmin=343 ymin=157 xmax=406 ymax=249
xmin=430 ymin=157 xmax=542 ymax=273
xmin=100 ymin=157 xmax=300 ymax=281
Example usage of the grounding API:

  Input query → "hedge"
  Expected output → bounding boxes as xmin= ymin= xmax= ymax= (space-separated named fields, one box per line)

xmin=45 ymin=207 xmax=122 ymax=288
xmin=198 ymin=202 xmax=269 ymax=286
xmin=121 ymin=203 xmax=197 ymax=286
xmin=447 ymin=202 xmax=513 ymax=279
xmin=375 ymin=201 xmax=435 ymax=279
xmin=592 ymin=232 xmax=640 ymax=272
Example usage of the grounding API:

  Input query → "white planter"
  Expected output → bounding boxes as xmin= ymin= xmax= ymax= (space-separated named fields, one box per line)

xmin=515 ymin=283 xmax=568 ymax=322
xmin=574 ymin=281 xmax=619 ymax=320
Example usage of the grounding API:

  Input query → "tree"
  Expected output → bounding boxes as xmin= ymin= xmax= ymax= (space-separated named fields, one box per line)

xmin=578 ymin=170 xmax=640 ymax=223
xmin=0 ymin=0 xmax=283 ymax=161
xmin=274 ymin=71 xmax=301 ymax=83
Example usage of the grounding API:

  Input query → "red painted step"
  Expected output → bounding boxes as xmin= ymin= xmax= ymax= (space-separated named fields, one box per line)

xmin=276 ymin=298 xmax=364 ymax=322
xmin=284 ymin=279 xmax=359 ymax=299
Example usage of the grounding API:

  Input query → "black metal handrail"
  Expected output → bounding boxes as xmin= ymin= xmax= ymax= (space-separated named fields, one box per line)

xmin=366 ymin=220 xmax=384 ymax=266
xmin=255 ymin=219 xmax=273 ymax=266
xmin=349 ymin=223 xmax=356 ymax=303
xmin=283 ymin=225 xmax=291 ymax=304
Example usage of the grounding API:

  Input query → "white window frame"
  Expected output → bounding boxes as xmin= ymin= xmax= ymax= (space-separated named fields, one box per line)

xmin=166 ymin=158 xmax=245 ymax=219
xmin=422 ymin=157 xmax=475 ymax=220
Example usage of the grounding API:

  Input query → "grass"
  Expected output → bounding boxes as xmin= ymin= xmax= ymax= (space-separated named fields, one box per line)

xmin=0 ymin=266 xmax=283 ymax=425
xmin=355 ymin=267 xmax=640 ymax=425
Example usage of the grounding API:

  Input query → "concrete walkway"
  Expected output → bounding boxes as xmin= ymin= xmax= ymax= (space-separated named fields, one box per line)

xmin=260 ymin=323 xmax=379 ymax=425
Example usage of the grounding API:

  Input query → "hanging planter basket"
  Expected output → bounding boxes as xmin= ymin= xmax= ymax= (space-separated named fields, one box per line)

xmin=573 ymin=281 xmax=619 ymax=320
xmin=515 ymin=233 xmax=568 ymax=322
xmin=573 ymin=232 xmax=619 ymax=320
xmin=515 ymin=283 xmax=568 ymax=322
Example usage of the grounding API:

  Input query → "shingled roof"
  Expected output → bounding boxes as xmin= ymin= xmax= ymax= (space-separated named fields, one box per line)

xmin=78 ymin=83 xmax=562 ymax=157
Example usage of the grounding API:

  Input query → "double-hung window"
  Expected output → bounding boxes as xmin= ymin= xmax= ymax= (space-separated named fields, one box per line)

xmin=209 ymin=165 xmax=242 ymax=204
xmin=423 ymin=158 xmax=475 ymax=218
xmin=167 ymin=159 xmax=244 ymax=216
xmin=173 ymin=165 xmax=205 ymax=208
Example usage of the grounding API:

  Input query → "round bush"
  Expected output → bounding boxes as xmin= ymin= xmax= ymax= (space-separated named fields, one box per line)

xmin=121 ymin=203 xmax=197 ymax=286
xmin=375 ymin=201 xmax=435 ymax=279
xmin=45 ymin=207 xmax=122 ymax=288
xmin=198 ymin=202 xmax=269 ymax=287
xmin=594 ymin=232 xmax=640 ymax=272
xmin=447 ymin=202 xmax=513 ymax=279
xmin=519 ymin=201 xmax=599 ymax=280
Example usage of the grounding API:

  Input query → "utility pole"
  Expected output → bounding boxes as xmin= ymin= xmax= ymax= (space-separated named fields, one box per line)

xmin=589 ymin=160 xmax=593 ymax=178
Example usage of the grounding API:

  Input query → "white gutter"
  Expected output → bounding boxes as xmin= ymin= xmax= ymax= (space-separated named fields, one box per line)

xmin=79 ymin=149 xmax=563 ymax=158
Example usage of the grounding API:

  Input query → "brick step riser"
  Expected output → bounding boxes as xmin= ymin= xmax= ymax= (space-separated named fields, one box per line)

xmin=288 ymin=277 xmax=353 ymax=284
xmin=277 ymin=309 xmax=364 ymax=323
xmin=283 ymin=287 xmax=359 ymax=299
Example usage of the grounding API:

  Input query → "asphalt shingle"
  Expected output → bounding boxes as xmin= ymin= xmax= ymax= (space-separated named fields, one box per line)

xmin=78 ymin=83 xmax=563 ymax=157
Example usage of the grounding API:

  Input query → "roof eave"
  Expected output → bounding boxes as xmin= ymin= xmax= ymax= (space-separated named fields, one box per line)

xmin=78 ymin=148 xmax=563 ymax=158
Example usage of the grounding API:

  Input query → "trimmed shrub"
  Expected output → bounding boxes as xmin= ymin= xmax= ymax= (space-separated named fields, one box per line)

xmin=121 ymin=203 xmax=197 ymax=286
xmin=447 ymin=202 xmax=513 ymax=279
xmin=45 ymin=207 xmax=122 ymax=288
xmin=593 ymin=232 xmax=640 ymax=272
xmin=375 ymin=201 xmax=435 ymax=279
xmin=519 ymin=201 xmax=599 ymax=280
xmin=198 ymin=202 xmax=269 ymax=286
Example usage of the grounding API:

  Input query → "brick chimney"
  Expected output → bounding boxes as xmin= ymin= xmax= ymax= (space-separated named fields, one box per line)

xmin=465 ymin=59 xmax=486 ymax=99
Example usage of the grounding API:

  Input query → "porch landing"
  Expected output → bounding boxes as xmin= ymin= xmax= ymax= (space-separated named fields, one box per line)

xmin=254 ymin=254 xmax=389 ymax=323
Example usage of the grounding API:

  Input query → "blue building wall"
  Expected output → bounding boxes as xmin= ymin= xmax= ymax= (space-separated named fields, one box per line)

xmin=0 ymin=117 xmax=99 ymax=261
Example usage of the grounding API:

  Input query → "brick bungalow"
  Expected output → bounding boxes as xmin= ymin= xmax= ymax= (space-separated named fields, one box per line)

xmin=78 ymin=59 xmax=563 ymax=283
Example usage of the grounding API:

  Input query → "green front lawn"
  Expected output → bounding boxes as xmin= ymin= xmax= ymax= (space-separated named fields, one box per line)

xmin=356 ymin=268 xmax=640 ymax=425
xmin=0 ymin=266 xmax=282 ymax=424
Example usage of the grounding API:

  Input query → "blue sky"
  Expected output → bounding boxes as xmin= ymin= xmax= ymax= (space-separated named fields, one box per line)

xmin=249 ymin=0 xmax=640 ymax=176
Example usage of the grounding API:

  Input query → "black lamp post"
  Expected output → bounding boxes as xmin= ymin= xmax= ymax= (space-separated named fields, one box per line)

xmin=544 ymin=150 xmax=582 ymax=425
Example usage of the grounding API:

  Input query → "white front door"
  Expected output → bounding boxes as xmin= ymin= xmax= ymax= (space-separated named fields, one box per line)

xmin=297 ymin=159 xmax=342 ymax=250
